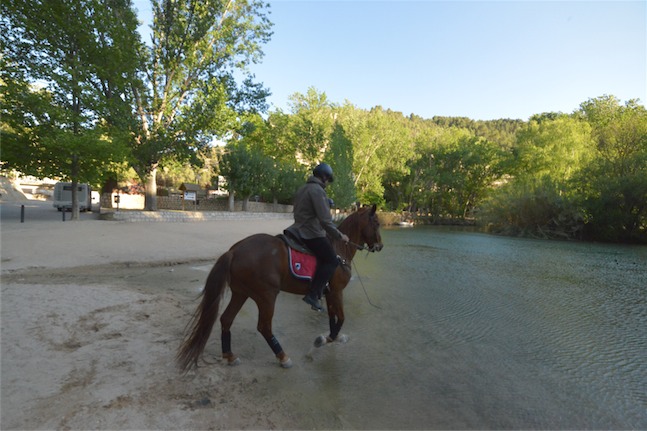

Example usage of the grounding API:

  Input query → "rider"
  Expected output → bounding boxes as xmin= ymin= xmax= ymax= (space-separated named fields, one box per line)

xmin=287 ymin=163 xmax=349 ymax=311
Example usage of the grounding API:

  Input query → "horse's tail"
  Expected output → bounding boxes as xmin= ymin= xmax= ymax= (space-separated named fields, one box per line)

xmin=176 ymin=250 xmax=232 ymax=372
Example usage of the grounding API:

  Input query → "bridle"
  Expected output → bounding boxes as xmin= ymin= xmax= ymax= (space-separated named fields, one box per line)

xmin=346 ymin=240 xmax=379 ymax=252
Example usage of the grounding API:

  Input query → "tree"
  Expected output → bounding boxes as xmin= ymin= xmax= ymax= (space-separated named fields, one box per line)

xmin=286 ymin=87 xmax=336 ymax=166
xmin=338 ymin=105 xmax=415 ymax=206
xmin=219 ymin=141 xmax=270 ymax=210
xmin=479 ymin=115 xmax=596 ymax=239
xmin=131 ymin=0 xmax=273 ymax=210
xmin=325 ymin=123 xmax=355 ymax=208
xmin=577 ymin=96 xmax=647 ymax=242
xmin=1 ymin=0 xmax=141 ymax=219
xmin=513 ymin=115 xmax=594 ymax=187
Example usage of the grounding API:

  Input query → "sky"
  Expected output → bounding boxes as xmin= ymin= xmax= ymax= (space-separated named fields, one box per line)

xmin=132 ymin=0 xmax=646 ymax=121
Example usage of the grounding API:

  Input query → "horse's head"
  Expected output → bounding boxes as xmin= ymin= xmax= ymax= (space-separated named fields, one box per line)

xmin=359 ymin=204 xmax=383 ymax=252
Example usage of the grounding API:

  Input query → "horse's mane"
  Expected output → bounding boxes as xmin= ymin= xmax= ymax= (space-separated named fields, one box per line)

xmin=337 ymin=206 xmax=369 ymax=233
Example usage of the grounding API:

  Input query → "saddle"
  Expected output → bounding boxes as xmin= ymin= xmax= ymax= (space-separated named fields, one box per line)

xmin=277 ymin=230 xmax=317 ymax=281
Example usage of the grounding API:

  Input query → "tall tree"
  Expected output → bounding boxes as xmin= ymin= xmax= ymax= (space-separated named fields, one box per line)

xmin=339 ymin=106 xmax=415 ymax=205
xmin=286 ymin=87 xmax=336 ymax=165
xmin=514 ymin=115 xmax=594 ymax=187
xmin=219 ymin=140 xmax=270 ymax=210
xmin=325 ymin=123 xmax=355 ymax=208
xmin=132 ymin=0 xmax=273 ymax=210
xmin=1 ymin=0 xmax=141 ymax=219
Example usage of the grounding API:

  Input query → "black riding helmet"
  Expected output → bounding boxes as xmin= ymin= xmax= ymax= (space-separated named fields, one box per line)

xmin=313 ymin=163 xmax=334 ymax=183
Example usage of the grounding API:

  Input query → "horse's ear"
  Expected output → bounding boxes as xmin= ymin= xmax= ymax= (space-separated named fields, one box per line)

xmin=370 ymin=204 xmax=377 ymax=215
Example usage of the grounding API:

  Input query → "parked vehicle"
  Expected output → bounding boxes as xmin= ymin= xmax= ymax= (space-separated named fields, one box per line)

xmin=52 ymin=182 xmax=92 ymax=212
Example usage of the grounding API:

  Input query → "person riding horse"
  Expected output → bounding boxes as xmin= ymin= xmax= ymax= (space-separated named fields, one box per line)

xmin=286 ymin=163 xmax=349 ymax=311
xmin=177 ymin=202 xmax=382 ymax=370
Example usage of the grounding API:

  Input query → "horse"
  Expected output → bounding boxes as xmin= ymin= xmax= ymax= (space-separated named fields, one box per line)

xmin=177 ymin=204 xmax=383 ymax=370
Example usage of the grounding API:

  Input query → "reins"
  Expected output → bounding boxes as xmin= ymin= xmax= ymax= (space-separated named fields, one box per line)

xmin=335 ymin=208 xmax=382 ymax=309
xmin=352 ymin=258 xmax=382 ymax=310
xmin=346 ymin=239 xmax=381 ymax=252
xmin=347 ymin=240 xmax=369 ymax=251
xmin=341 ymin=240 xmax=382 ymax=310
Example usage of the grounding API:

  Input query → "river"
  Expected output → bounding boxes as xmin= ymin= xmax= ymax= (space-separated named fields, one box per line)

xmin=275 ymin=226 xmax=647 ymax=429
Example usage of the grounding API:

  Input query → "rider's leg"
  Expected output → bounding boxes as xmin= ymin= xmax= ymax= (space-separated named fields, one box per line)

xmin=302 ymin=237 xmax=338 ymax=310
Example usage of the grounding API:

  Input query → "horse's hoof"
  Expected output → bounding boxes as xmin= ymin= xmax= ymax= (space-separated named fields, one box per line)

xmin=314 ymin=335 xmax=328 ymax=348
xmin=336 ymin=334 xmax=349 ymax=344
xmin=280 ymin=357 xmax=293 ymax=368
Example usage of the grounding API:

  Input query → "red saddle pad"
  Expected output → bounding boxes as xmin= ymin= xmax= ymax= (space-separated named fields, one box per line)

xmin=288 ymin=248 xmax=317 ymax=280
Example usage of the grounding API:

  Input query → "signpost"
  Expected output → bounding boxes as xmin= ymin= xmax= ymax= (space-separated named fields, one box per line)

xmin=182 ymin=190 xmax=197 ymax=211
xmin=179 ymin=183 xmax=200 ymax=211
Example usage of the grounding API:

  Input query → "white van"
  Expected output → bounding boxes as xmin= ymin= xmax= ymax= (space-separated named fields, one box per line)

xmin=53 ymin=182 xmax=93 ymax=212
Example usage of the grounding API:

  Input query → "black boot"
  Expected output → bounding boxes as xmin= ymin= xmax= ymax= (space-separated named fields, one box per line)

xmin=303 ymin=283 xmax=324 ymax=312
xmin=303 ymin=294 xmax=323 ymax=311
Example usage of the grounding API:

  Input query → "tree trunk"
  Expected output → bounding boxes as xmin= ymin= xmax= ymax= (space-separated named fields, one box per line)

xmin=242 ymin=196 xmax=249 ymax=211
xmin=228 ymin=191 xmax=235 ymax=211
xmin=144 ymin=167 xmax=158 ymax=211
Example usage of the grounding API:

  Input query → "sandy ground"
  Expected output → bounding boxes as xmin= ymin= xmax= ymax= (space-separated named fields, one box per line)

xmin=0 ymin=206 xmax=349 ymax=430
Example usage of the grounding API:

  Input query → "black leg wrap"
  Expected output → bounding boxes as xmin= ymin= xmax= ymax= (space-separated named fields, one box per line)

xmin=329 ymin=317 xmax=342 ymax=340
xmin=267 ymin=335 xmax=283 ymax=355
xmin=221 ymin=331 xmax=232 ymax=354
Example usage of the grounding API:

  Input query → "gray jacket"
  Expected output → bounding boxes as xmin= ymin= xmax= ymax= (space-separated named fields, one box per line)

xmin=287 ymin=176 xmax=343 ymax=240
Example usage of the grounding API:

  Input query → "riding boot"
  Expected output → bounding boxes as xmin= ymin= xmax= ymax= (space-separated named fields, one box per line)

xmin=303 ymin=283 xmax=324 ymax=311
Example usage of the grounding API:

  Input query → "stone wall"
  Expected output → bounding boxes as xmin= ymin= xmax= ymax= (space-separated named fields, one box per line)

xmin=156 ymin=195 xmax=293 ymax=213
xmin=102 ymin=209 xmax=293 ymax=222
xmin=101 ymin=193 xmax=293 ymax=213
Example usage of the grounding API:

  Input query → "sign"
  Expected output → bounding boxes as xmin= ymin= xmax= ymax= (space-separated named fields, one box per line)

xmin=183 ymin=191 xmax=197 ymax=201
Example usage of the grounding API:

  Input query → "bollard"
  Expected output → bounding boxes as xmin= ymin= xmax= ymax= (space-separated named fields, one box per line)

xmin=62 ymin=208 xmax=66 ymax=222
xmin=21 ymin=204 xmax=25 ymax=223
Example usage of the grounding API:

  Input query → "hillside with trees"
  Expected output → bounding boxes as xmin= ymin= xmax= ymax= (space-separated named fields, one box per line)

xmin=2 ymin=1 xmax=645 ymax=242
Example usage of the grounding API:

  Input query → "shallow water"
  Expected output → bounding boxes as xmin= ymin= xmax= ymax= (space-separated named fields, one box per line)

xmin=272 ymin=227 xmax=647 ymax=429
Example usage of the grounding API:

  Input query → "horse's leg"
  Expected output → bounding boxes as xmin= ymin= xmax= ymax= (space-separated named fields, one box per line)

xmin=220 ymin=291 xmax=247 ymax=365
xmin=255 ymin=296 xmax=293 ymax=368
xmin=325 ymin=291 xmax=345 ymax=342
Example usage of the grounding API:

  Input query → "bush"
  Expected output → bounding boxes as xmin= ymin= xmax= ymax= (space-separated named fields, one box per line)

xmin=479 ymin=180 xmax=585 ymax=240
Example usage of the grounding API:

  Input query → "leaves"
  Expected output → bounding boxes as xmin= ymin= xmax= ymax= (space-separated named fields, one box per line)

xmin=1 ymin=0 xmax=138 ymax=186
xmin=132 ymin=0 xmax=273 ymax=209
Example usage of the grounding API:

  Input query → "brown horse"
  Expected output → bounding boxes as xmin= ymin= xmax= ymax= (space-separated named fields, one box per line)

xmin=177 ymin=204 xmax=383 ymax=370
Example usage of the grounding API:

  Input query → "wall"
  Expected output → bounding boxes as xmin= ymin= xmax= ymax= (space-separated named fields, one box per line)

xmin=100 ymin=193 xmax=293 ymax=213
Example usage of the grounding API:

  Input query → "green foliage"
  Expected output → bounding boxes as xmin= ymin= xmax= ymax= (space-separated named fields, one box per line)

xmin=480 ymin=179 xmax=586 ymax=239
xmin=575 ymin=96 xmax=647 ymax=242
xmin=219 ymin=141 xmax=271 ymax=201
xmin=326 ymin=124 xmax=356 ymax=208
xmin=513 ymin=115 xmax=594 ymax=185
xmin=480 ymin=96 xmax=646 ymax=243
xmin=337 ymin=105 xmax=416 ymax=206
xmin=263 ymin=160 xmax=304 ymax=205
xmin=286 ymin=87 xmax=336 ymax=165
xmin=131 ymin=0 xmax=273 ymax=209
xmin=404 ymin=126 xmax=508 ymax=220
xmin=1 ymin=0 xmax=139 ymax=189
xmin=228 ymin=113 xmax=305 ymax=205
xmin=429 ymin=116 xmax=524 ymax=149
